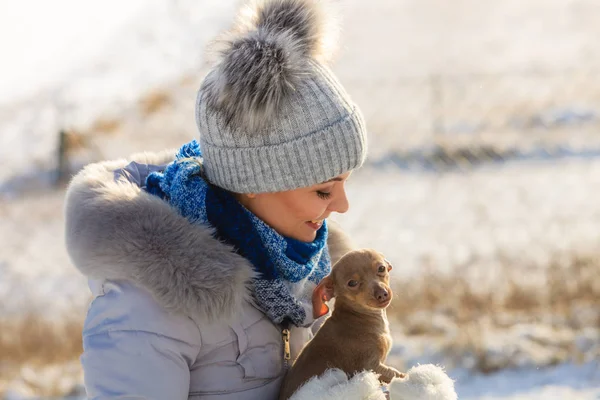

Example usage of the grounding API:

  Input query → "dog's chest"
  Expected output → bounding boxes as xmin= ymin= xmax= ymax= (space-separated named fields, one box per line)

xmin=378 ymin=331 xmax=393 ymax=358
xmin=354 ymin=318 xmax=392 ymax=360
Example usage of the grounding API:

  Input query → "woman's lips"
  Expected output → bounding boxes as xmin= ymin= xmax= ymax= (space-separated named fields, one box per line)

xmin=306 ymin=220 xmax=324 ymax=230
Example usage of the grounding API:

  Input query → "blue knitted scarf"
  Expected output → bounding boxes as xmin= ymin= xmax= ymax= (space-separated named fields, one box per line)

xmin=145 ymin=140 xmax=331 ymax=327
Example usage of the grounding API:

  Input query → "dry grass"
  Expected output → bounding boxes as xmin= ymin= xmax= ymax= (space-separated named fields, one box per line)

xmin=0 ymin=312 xmax=84 ymax=396
xmin=390 ymin=253 xmax=599 ymax=323
xmin=0 ymin=313 xmax=83 ymax=366
xmin=139 ymin=89 xmax=171 ymax=115
xmin=89 ymin=117 xmax=122 ymax=135
xmin=388 ymin=253 xmax=600 ymax=372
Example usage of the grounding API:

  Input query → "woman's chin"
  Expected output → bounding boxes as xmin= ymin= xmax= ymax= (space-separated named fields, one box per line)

xmin=290 ymin=227 xmax=318 ymax=243
xmin=276 ymin=223 xmax=321 ymax=242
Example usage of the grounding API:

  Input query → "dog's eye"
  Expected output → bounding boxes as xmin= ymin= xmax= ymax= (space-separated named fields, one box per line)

xmin=347 ymin=280 xmax=359 ymax=287
xmin=378 ymin=265 xmax=386 ymax=273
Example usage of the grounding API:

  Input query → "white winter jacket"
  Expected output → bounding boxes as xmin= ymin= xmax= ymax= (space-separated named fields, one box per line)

xmin=65 ymin=150 xmax=356 ymax=400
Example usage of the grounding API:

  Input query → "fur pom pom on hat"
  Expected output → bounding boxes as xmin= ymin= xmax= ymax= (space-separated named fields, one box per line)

xmin=204 ymin=0 xmax=336 ymax=129
xmin=196 ymin=0 xmax=368 ymax=194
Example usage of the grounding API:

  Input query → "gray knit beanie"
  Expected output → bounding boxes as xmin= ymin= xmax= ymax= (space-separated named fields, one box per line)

xmin=195 ymin=0 xmax=367 ymax=193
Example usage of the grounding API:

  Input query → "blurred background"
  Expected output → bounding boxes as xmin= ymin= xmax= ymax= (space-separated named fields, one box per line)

xmin=1 ymin=0 xmax=599 ymax=398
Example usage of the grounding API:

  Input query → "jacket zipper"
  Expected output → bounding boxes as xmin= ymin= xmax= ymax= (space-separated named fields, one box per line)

xmin=281 ymin=320 xmax=291 ymax=370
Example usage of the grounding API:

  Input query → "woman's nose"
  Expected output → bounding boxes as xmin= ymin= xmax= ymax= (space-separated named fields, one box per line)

xmin=329 ymin=189 xmax=350 ymax=214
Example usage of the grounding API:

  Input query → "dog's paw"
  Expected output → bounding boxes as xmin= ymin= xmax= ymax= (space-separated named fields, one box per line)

xmin=391 ymin=367 xmax=406 ymax=379
xmin=388 ymin=364 xmax=457 ymax=400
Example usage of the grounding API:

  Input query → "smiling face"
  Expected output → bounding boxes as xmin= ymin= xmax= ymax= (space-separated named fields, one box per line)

xmin=235 ymin=171 xmax=352 ymax=242
xmin=331 ymin=249 xmax=394 ymax=312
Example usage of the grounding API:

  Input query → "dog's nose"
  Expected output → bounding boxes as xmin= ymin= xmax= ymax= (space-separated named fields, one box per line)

xmin=375 ymin=287 xmax=389 ymax=302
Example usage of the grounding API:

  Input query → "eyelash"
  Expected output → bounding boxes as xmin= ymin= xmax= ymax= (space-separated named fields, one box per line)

xmin=316 ymin=190 xmax=331 ymax=200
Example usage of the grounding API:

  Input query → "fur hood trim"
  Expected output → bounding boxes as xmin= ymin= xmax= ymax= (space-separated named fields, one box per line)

xmin=65 ymin=150 xmax=354 ymax=323
xmin=64 ymin=150 xmax=255 ymax=324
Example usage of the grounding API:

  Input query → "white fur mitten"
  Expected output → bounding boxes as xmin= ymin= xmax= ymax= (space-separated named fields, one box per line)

xmin=288 ymin=364 xmax=457 ymax=400
xmin=289 ymin=368 xmax=387 ymax=400
xmin=388 ymin=364 xmax=457 ymax=400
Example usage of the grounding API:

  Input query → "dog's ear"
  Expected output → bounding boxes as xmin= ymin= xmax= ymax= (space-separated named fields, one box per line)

xmin=312 ymin=275 xmax=334 ymax=319
xmin=385 ymin=258 xmax=393 ymax=272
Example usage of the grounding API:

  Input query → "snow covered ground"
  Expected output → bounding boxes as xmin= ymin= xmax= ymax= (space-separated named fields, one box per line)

xmin=456 ymin=361 xmax=600 ymax=400
xmin=1 ymin=0 xmax=599 ymax=398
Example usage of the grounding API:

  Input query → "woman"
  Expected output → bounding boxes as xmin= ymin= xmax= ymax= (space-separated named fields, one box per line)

xmin=65 ymin=0 xmax=367 ymax=398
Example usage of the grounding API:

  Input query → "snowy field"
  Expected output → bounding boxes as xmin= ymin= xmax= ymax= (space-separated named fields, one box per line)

xmin=1 ymin=0 xmax=600 ymax=398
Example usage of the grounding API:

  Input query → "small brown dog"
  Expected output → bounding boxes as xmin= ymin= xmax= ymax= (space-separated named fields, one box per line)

xmin=279 ymin=249 xmax=404 ymax=400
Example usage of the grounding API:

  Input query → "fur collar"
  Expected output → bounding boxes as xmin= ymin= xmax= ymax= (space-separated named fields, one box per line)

xmin=64 ymin=150 xmax=355 ymax=324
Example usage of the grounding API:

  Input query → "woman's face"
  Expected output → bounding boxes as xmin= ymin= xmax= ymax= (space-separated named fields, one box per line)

xmin=237 ymin=171 xmax=352 ymax=242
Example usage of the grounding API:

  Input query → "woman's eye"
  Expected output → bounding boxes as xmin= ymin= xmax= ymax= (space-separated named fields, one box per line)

xmin=316 ymin=191 xmax=331 ymax=200
xmin=378 ymin=265 xmax=386 ymax=273
xmin=348 ymin=280 xmax=359 ymax=287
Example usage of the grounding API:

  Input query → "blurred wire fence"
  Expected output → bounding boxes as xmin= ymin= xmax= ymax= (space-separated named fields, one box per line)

xmin=348 ymin=69 xmax=600 ymax=170
xmin=49 ymin=69 xmax=600 ymax=183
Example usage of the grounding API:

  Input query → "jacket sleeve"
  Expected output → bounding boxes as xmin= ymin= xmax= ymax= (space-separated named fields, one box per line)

xmin=81 ymin=279 xmax=202 ymax=400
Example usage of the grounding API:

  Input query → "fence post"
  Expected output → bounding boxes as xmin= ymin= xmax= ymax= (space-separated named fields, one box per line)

xmin=56 ymin=129 xmax=69 ymax=185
